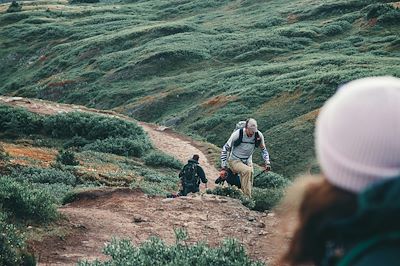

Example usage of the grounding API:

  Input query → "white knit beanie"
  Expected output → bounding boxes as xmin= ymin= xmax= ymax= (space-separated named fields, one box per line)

xmin=316 ymin=76 xmax=400 ymax=193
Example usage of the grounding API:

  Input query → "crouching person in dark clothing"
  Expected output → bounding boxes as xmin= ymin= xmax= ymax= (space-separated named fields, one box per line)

xmin=178 ymin=154 xmax=208 ymax=196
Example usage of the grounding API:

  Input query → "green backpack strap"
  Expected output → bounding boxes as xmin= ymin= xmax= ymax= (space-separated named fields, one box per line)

xmin=338 ymin=231 xmax=400 ymax=266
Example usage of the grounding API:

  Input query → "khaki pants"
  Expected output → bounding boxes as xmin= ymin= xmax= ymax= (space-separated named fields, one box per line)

xmin=228 ymin=159 xmax=254 ymax=197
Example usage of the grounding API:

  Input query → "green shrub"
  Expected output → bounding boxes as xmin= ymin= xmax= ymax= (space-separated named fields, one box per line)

xmin=63 ymin=136 xmax=90 ymax=149
xmin=251 ymin=187 xmax=284 ymax=212
xmin=131 ymin=180 xmax=172 ymax=196
xmin=143 ymin=151 xmax=183 ymax=169
xmin=378 ymin=9 xmax=400 ymax=25
xmin=43 ymin=112 xmax=145 ymax=140
xmin=208 ymin=177 xmax=286 ymax=211
xmin=56 ymin=150 xmax=80 ymax=166
xmin=279 ymin=27 xmax=318 ymax=39
xmin=0 ymin=212 xmax=26 ymax=265
xmin=320 ymin=40 xmax=352 ymax=50
xmin=131 ymin=170 xmax=179 ymax=196
xmin=35 ymin=183 xmax=74 ymax=204
xmin=206 ymin=186 xmax=255 ymax=209
xmin=253 ymin=172 xmax=290 ymax=189
xmin=83 ymin=137 xmax=152 ymax=157
xmin=78 ymin=229 xmax=264 ymax=266
xmin=0 ymin=106 xmax=43 ymax=136
xmin=300 ymin=1 xmax=369 ymax=19
xmin=365 ymin=4 xmax=394 ymax=20
xmin=321 ymin=24 xmax=344 ymax=36
xmin=0 ymin=144 xmax=9 ymax=161
xmin=9 ymin=166 xmax=77 ymax=186
xmin=140 ymin=168 xmax=179 ymax=184
xmin=0 ymin=176 xmax=58 ymax=222
xmin=254 ymin=16 xmax=285 ymax=28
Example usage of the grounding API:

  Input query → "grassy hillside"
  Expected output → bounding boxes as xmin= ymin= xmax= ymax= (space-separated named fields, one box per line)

xmin=1 ymin=0 xmax=399 ymax=177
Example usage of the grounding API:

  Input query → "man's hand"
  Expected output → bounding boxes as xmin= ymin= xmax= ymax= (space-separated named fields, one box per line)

xmin=264 ymin=164 xmax=271 ymax=172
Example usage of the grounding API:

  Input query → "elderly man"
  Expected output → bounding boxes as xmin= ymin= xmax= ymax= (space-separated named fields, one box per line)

xmin=220 ymin=118 xmax=271 ymax=197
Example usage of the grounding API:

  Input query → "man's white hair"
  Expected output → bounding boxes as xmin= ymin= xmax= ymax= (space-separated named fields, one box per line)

xmin=246 ymin=118 xmax=257 ymax=130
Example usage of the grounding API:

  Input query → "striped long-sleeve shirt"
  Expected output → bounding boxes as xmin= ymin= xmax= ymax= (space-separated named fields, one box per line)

xmin=221 ymin=129 xmax=270 ymax=168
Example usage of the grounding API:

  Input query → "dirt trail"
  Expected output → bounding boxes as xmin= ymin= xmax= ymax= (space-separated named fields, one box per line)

xmin=0 ymin=96 xmax=287 ymax=265
xmin=138 ymin=122 xmax=219 ymax=189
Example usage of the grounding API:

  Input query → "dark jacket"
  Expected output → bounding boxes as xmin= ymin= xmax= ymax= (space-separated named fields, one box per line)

xmin=178 ymin=159 xmax=207 ymax=196
xmin=320 ymin=178 xmax=400 ymax=266
xmin=180 ymin=159 xmax=207 ymax=185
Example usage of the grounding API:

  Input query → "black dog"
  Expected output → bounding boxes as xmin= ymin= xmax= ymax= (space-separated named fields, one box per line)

xmin=215 ymin=168 xmax=241 ymax=188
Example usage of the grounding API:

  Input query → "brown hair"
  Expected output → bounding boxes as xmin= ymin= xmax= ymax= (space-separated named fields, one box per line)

xmin=281 ymin=179 xmax=358 ymax=265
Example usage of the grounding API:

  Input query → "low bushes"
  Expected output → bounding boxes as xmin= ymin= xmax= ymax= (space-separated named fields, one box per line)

xmin=252 ymin=187 xmax=284 ymax=212
xmin=253 ymin=172 xmax=290 ymax=189
xmin=43 ymin=112 xmax=145 ymax=140
xmin=78 ymin=229 xmax=264 ymax=266
xmin=131 ymin=170 xmax=179 ymax=196
xmin=9 ymin=166 xmax=77 ymax=186
xmin=0 ymin=106 xmax=43 ymax=136
xmin=83 ymin=137 xmax=152 ymax=157
xmin=0 ymin=106 xmax=152 ymax=158
xmin=0 ymin=213 xmax=32 ymax=266
xmin=0 ymin=176 xmax=58 ymax=222
xmin=0 ymin=106 xmax=146 ymax=142
xmin=63 ymin=136 xmax=90 ymax=149
xmin=143 ymin=151 xmax=183 ymax=169
xmin=208 ymin=171 xmax=290 ymax=211
xmin=321 ymin=21 xmax=351 ymax=36
xmin=0 ymin=144 xmax=9 ymax=161
xmin=56 ymin=150 xmax=80 ymax=166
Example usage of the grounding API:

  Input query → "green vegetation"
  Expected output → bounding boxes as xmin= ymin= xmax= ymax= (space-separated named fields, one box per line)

xmin=56 ymin=149 xmax=80 ymax=166
xmin=79 ymin=229 xmax=264 ymax=266
xmin=0 ymin=176 xmax=58 ymax=222
xmin=0 ymin=212 xmax=34 ymax=266
xmin=0 ymin=105 xmax=152 ymax=157
xmin=1 ymin=0 xmax=398 ymax=178
xmin=254 ymin=172 xmax=290 ymax=190
xmin=143 ymin=150 xmax=183 ymax=169
xmin=82 ymin=137 xmax=151 ymax=157
xmin=208 ymin=171 xmax=289 ymax=211
xmin=0 ymin=163 xmax=79 ymax=264
xmin=9 ymin=166 xmax=77 ymax=186
xmin=131 ymin=168 xmax=179 ymax=196
xmin=0 ymin=144 xmax=8 ymax=161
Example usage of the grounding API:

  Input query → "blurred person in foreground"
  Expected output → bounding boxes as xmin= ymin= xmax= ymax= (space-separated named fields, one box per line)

xmin=280 ymin=76 xmax=400 ymax=266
